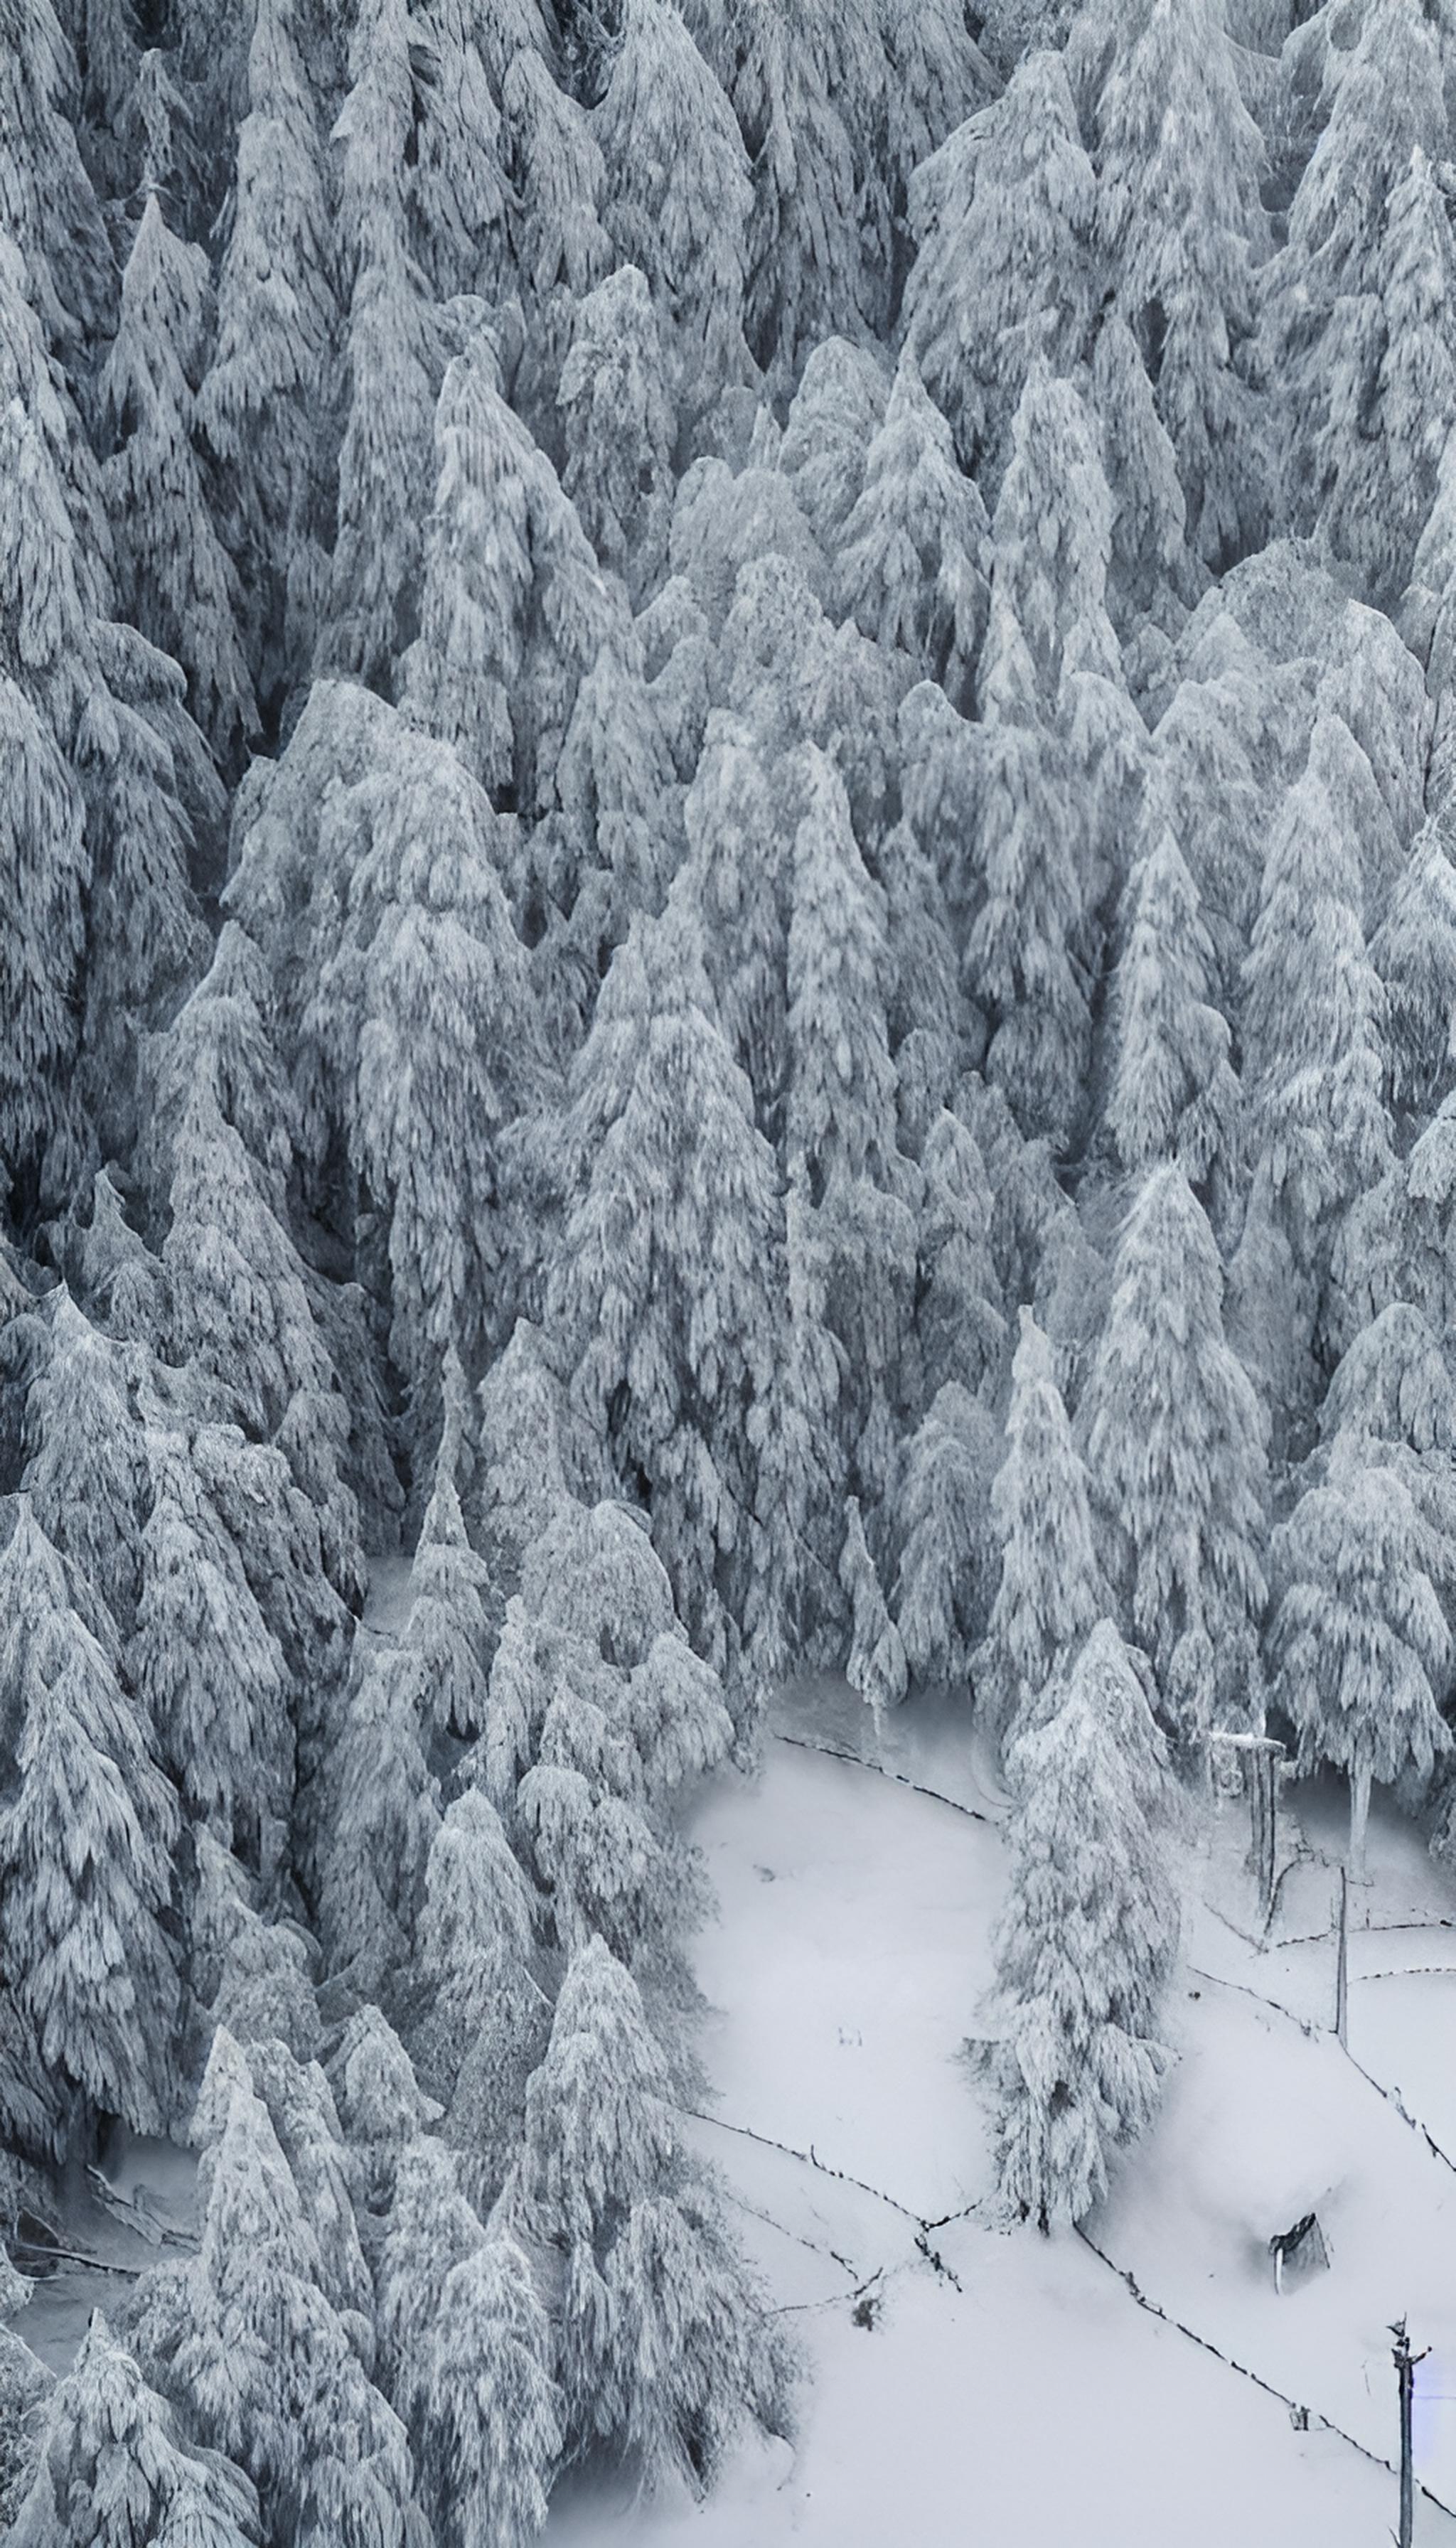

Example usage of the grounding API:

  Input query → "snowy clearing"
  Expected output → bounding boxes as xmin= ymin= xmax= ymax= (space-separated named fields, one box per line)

xmin=549 ymin=1688 xmax=1456 ymax=2548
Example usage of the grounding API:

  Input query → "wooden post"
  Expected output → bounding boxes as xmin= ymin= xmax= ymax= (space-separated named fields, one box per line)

xmin=1391 ymin=2319 xmax=1429 ymax=2548
xmin=1334 ymin=1866 xmax=1349 ymax=2051
xmin=1210 ymin=1730 xmax=1285 ymax=1925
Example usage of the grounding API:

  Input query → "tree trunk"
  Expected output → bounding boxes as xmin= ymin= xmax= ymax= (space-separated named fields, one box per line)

xmin=1349 ymin=1760 xmax=1372 ymax=1880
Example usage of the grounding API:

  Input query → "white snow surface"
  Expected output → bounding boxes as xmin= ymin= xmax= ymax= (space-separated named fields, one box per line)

xmin=550 ymin=1681 xmax=1456 ymax=2547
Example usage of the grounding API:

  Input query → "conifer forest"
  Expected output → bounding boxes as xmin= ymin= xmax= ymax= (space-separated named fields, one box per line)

xmin=9 ymin=0 xmax=1456 ymax=2538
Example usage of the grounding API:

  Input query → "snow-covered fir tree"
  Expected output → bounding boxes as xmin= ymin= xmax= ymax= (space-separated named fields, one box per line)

xmin=134 ymin=2067 xmax=428 ymax=2548
xmin=9 ymin=2308 xmax=262 ymax=2548
xmin=903 ymin=50 xmax=1098 ymax=485
xmin=978 ymin=1310 xmax=1105 ymax=1745
xmin=0 ymin=1498 xmax=179 ymax=2146
xmin=1081 ymin=1166 xmax=1268 ymax=1750
xmin=511 ymin=1933 xmax=795 ymax=2487
xmin=1108 ymin=821 xmax=1241 ymax=1207
xmin=1268 ymin=1449 xmax=1452 ymax=1875
xmin=99 ymin=194 xmax=257 ymax=763
xmin=1084 ymin=0 xmax=1270 ymax=567
xmin=978 ymin=1620 xmax=1178 ymax=2232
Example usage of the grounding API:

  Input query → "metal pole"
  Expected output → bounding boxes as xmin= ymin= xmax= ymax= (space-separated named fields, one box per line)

xmin=1335 ymin=1866 xmax=1349 ymax=2051
xmin=1391 ymin=2319 xmax=1429 ymax=2548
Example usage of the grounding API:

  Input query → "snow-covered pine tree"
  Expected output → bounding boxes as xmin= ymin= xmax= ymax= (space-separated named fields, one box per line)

xmin=1080 ymin=1166 xmax=1268 ymax=1749
xmin=139 ymin=920 xmax=297 ymax=1219
xmin=879 ymin=0 xmax=997 ymax=259
xmin=189 ymin=1840 xmax=323 ymax=2067
xmin=783 ymin=745 xmax=916 ymax=1537
xmin=375 ymin=2124 xmax=560 ymax=2545
xmin=410 ymin=0 xmax=513 ymax=304
xmin=411 ymin=2230 xmax=560 ymax=2548
xmin=1323 ymin=145 xmax=1456 ymax=611
xmin=161 ymin=1081 xmax=335 ymax=1432
xmin=686 ymin=0 xmax=868 ymax=381
xmin=140 ymin=2075 xmax=429 ymax=2548
xmin=196 ymin=0 xmax=338 ymax=713
xmin=499 ymin=43 xmax=611 ymax=336
xmin=1405 ymin=424 xmax=1456 ymax=695
xmin=1 ymin=256 xmax=222 ymax=1185
xmin=837 ymin=351 xmax=989 ymax=710
xmin=786 ymin=747 xmax=899 ymax=1194
xmin=1147 ymin=667 xmax=1273 ymax=1004
xmin=298 ymin=706 xmax=539 ymax=1387
xmin=375 ymin=2131 xmax=483 ymax=2412
xmin=889 ymin=1383 xmax=997 ymax=1693
xmin=208 ymin=2030 xmax=375 ymax=2321
xmin=413 ymin=1791 xmax=543 ymax=2200
xmin=473 ymin=1317 xmax=603 ymax=1595
xmin=19 ymin=1295 xmax=150 ymax=1634
xmin=776 ymin=336 xmax=887 ymax=552
xmin=9 ymin=2309 xmax=262 ymax=2548
xmin=398 ymin=327 xmax=621 ymax=815
xmin=1108 ymin=822 xmax=1241 ymax=1209
xmin=317 ymin=1639 xmax=440 ymax=2001
xmin=0 ymin=259 xmax=112 ymax=762
xmin=75 ymin=663 xmax=212 ymax=1172
xmin=671 ymin=714 xmax=791 ymax=1140
xmin=0 ymin=1497 xmax=179 ymax=2144
xmin=134 ymin=1424 xmax=293 ymax=1879
xmin=0 ymin=677 xmax=89 ymax=1219
xmin=320 ymin=0 xmax=449 ymax=688
xmin=1088 ymin=306 xmax=1193 ymax=635
xmin=978 ymin=1310 xmax=1103 ymax=1743
xmin=1086 ymin=0 xmax=1270 ymax=567
xmin=1 ymin=0 xmax=113 ymax=356
xmin=547 ymin=628 xmax=683 ymax=1007
xmin=500 ymin=1499 xmax=733 ymax=1976
xmin=557 ymin=265 xmax=673 ymax=604
xmin=98 ymin=194 xmax=256 ymax=764
xmin=903 ymin=50 xmax=1098 ymax=483
xmin=183 ymin=1416 xmax=352 ymax=1727
xmin=546 ymin=899 xmax=785 ymax=1693
xmin=327 ymin=2003 xmax=443 ymax=2220
xmin=911 ymin=1105 xmax=1006 ymax=1406
xmin=1307 ymin=1299 xmax=1456 ymax=1580
xmin=1371 ymin=814 xmax=1456 ymax=1119
xmin=512 ymin=1932 xmax=794 ymax=2488
xmin=1256 ymin=0 xmax=1448 ymax=596
xmin=594 ymin=0 xmax=754 ymax=419
xmin=838 ymin=1495 xmax=906 ymax=1723
xmin=962 ymin=363 xmax=1128 ymax=1148
xmin=1383 ymin=1087 xmax=1456 ymax=1342
xmin=397 ymin=1433 xmax=493 ymax=1740
xmin=965 ymin=705 xmax=1091 ymax=1152
xmin=979 ymin=362 xmax=1121 ymax=715
xmin=1241 ymin=724 xmax=1396 ymax=1332
xmin=1320 ymin=601 xmax=1432 ymax=857
xmin=1268 ymin=1450 xmax=1452 ymax=1874
xmin=978 ymin=1618 xmax=1177 ymax=2231
xmin=0 ymin=2254 xmax=50 ymax=2531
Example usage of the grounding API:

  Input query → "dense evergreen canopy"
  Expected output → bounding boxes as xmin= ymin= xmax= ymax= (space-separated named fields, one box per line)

xmin=5 ymin=0 xmax=1456 ymax=2524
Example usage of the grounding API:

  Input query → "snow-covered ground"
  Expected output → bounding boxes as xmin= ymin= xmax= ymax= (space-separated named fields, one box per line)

xmin=551 ymin=1684 xmax=1456 ymax=2548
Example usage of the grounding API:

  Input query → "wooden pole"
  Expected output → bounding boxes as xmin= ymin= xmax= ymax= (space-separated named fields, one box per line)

xmin=1335 ymin=1866 xmax=1349 ymax=2050
xmin=1209 ymin=1730 xmax=1285 ymax=1925
xmin=1391 ymin=2319 xmax=1429 ymax=2548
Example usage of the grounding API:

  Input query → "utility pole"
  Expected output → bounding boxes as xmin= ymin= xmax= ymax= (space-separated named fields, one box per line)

xmin=1391 ymin=2318 xmax=1429 ymax=2548
xmin=1334 ymin=1865 xmax=1349 ymax=2050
